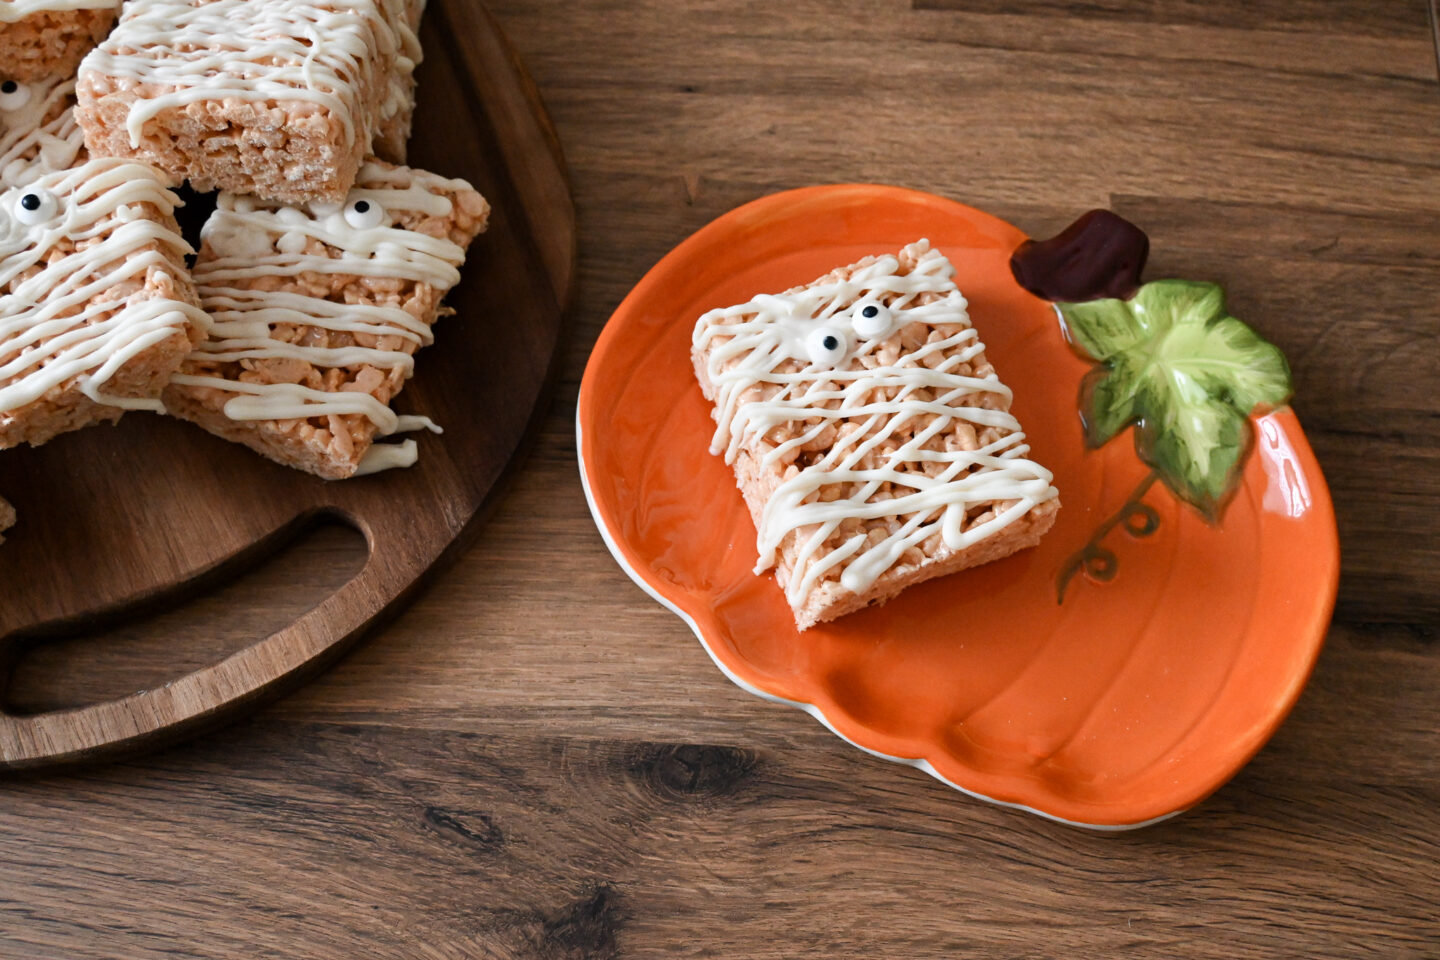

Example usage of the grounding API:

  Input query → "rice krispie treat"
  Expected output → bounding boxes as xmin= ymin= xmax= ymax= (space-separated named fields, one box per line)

xmin=75 ymin=0 xmax=412 ymax=203
xmin=0 ymin=74 xmax=85 ymax=186
xmin=373 ymin=0 xmax=424 ymax=164
xmin=0 ymin=0 xmax=119 ymax=82
xmin=374 ymin=67 xmax=416 ymax=166
xmin=163 ymin=159 xmax=489 ymax=480
xmin=0 ymin=156 xmax=206 ymax=448
xmin=692 ymin=240 xmax=1061 ymax=630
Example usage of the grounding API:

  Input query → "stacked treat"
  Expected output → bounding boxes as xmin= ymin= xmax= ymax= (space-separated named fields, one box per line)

xmin=0 ymin=0 xmax=489 ymax=539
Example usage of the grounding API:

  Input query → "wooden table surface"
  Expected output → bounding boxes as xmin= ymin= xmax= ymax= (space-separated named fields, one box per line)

xmin=4 ymin=2 xmax=1439 ymax=956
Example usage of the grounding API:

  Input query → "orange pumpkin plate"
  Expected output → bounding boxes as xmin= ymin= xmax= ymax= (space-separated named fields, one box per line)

xmin=577 ymin=184 xmax=1339 ymax=828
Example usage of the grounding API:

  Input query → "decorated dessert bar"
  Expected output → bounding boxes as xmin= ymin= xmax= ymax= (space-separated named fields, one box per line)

xmin=691 ymin=239 xmax=1060 ymax=630
xmin=0 ymin=156 xmax=205 ymax=448
xmin=76 ymin=0 xmax=414 ymax=203
xmin=164 ymin=160 xmax=490 ymax=480
xmin=0 ymin=0 xmax=119 ymax=82
xmin=0 ymin=75 xmax=86 ymax=187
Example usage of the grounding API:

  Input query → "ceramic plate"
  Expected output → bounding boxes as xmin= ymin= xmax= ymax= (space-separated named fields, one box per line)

xmin=577 ymin=184 xmax=1339 ymax=829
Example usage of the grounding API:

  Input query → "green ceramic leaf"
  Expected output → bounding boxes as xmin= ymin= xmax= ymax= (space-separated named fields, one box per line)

xmin=1161 ymin=313 xmax=1291 ymax=414
xmin=1057 ymin=297 xmax=1146 ymax=360
xmin=1138 ymin=396 xmax=1246 ymax=518
xmin=1078 ymin=364 xmax=1138 ymax=447
xmin=1132 ymin=279 xmax=1228 ymax=331
xmin=1059 ymin=280 xmax=1292 ymax=519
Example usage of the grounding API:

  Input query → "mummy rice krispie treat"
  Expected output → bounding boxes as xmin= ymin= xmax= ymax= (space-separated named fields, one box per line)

xmin=0 ymin=0 xmax=119 ymax=83
xmin=163 ymin=160 xmax=489 ymax=480
xmin=0 ymin=156 xmax=206 ymax=448
xmin=75 ymin=0 xmax=413 ymax=203
xmin=692 ymin=240 xmax=1061 ymax=630
xmin=0 ymin=74 xmax=85 ymax=187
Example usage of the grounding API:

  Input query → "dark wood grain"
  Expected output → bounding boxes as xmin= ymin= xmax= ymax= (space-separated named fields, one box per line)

xmin=1431 ymin=0 xmax=1440 ymax=81
xmin=2 ymin=0 xmax=1438 ymax=956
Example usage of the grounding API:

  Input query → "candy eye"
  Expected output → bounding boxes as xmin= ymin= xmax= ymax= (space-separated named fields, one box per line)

xmin=14 ymin=187 xmax=57 ymax=225
xmin=852 ymin=300 xmax=892 ymax=339
xmin=343 ymin=197 xmax=385 ymax=229
xmin=805 ymin=326 xmax=848 ymax=367
xmin=0 ymin=80 xmax=31 ymax=111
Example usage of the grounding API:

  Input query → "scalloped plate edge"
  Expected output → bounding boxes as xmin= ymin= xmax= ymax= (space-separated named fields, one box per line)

xmin=576 ymin=412 xmax=1182 ymax=832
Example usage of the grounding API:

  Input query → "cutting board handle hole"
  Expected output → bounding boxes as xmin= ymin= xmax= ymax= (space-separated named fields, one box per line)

xmin=2 ymin=516 xmax=368 ymax=716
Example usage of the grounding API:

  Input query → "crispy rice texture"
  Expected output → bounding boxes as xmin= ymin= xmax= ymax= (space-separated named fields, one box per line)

xmin=161 ymin=161 xmax=490 ymax=480
xmin=74 ymin=1 xmax=400 ymax=203
xmin=0 ymin=6 xmax=117 ymax=82
xmin=0 ymin=197 xmax=201 ymax=449
xmin=373 ymin=70 xmax=416 ymax=166
xmin=374 ymin=0 xmax=422 ymax=164
xmin=693 ymin=244 xmax=1060 ymax=630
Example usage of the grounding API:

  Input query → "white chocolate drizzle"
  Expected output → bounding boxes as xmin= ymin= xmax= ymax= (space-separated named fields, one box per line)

xmin=0 ymin=77 xmax=86 ymax=187
xmin=0 ymin=158 xmax=206 ymax=418
xmin=0 ymin=0 xmax=117 ymax=22
xmin=378 ymin=0 xmax=423 ymax=138
xmin=81 ymin=0 xmax=408 ymax=152
xmin=169 ymin=162 xmax=475 ymax=471
xmin=353 ymin=437 xmax=416 ymax=475
xmin=694 ymin=240 xmax=1059 ymax=609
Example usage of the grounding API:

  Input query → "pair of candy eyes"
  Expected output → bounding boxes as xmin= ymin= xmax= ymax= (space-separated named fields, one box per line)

xmin=286 ymin=197 xmax=387 ymax=229
xmin=5 ymin=189 xmax=387 ymax=230
xmin=804 ymin=302 xmax=893 ymax=366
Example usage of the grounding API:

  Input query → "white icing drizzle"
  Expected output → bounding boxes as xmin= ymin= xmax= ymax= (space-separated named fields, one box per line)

xmin=378 ymin=1 xmax=423 ymax=132
xmin=353 ymin=438 xmax=416 ymax=475
xmin=0 ymin=158 xmax=206 ymax=416
xmin=395 ymin=413 xmax=440 ymax=434
xmin=82 ymin=0 xmax=408 ymax=151
xmin=0 ymin=0 xmax=117 ymax=22
xmin=0 ymin=78 xmax=86 ymax=188
xmin=694 ymin=240 xmax=1059 ymax=609
xmin=172 ymin=162 xmax=472 ymax=468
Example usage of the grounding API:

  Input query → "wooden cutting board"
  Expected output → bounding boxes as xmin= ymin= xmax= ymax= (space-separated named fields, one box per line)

xmin=0 ymin=0 xmax=573 ymax=769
